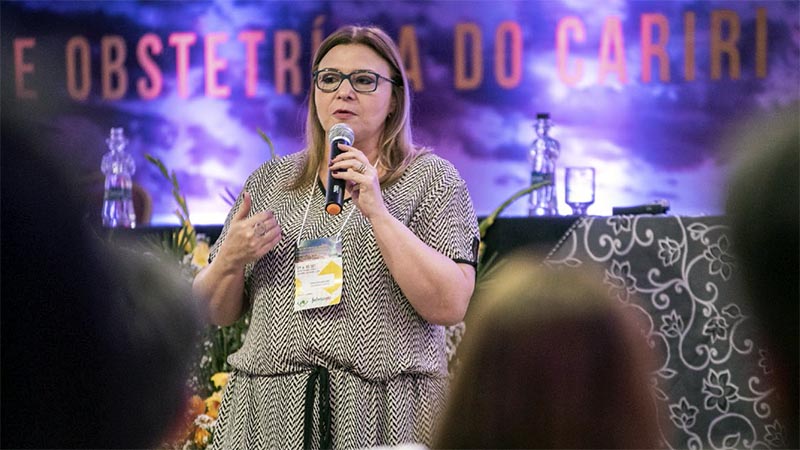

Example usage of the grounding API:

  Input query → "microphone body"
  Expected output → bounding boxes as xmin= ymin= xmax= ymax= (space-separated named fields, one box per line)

xmin=325 ymin=124 xmax=355 ymax=215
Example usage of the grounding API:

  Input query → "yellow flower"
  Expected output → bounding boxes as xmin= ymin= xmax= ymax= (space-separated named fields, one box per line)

xmin=211 ymin=372 xmax=230 ymax=389
xmin=192 ymin=239 xmax=211 ymax=268
xmin=177 ymin=221 xmax=196 ymax=253
xmin=205 ymin=391 xmax=223 ymax=419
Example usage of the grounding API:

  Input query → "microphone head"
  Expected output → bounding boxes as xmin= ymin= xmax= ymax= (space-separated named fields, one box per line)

xmin=328 ymin=123 xmax=354 ymax=146
xmin=325 ymin=203 xmax=342 ymax=215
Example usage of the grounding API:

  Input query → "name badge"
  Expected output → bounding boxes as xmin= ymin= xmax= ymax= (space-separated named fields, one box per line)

xmin=293 ymin=237 xmax=343 ymax=311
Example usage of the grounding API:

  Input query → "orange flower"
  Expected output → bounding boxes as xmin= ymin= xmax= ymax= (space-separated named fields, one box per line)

xmin=193 ymin=426 xmax=211 ymax=447
xmin=161 ymin=393 xmax=202 ymax=446
xmin=189 ymin=394 xmax=206 ymax=416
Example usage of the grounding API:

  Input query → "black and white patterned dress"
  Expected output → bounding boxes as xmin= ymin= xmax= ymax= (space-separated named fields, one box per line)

xmin=209 ymin=150 xmax=479 ymax=449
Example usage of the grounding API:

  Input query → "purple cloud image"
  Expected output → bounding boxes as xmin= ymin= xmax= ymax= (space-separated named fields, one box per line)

xmin=2 ymin=0 xmax=797 ymax=223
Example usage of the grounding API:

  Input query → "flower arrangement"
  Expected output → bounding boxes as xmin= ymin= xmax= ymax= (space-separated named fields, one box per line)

xmin=144 ymin=154 xmax=210 ymax=276
xmin=181 ymin=372 xmax=229 ymax=448
xmin=148 ymin=130 xmax=278 ymax=449
xmin=144 ymin=154 xmax=247 ymax=449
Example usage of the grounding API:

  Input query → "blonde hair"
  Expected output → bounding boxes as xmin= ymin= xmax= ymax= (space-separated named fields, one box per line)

xmin=290 ymin=25 xmax=427 ymax=190
xmin=434 ymin=254 xmax=662 ymax=449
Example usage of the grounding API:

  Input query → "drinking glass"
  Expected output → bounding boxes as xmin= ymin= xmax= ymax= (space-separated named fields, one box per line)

xmin=565 ymin=167 xmax=595 ymax=215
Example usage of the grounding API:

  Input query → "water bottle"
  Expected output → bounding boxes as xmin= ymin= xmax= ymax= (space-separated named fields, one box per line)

xmin=101 ymin=127 xmax=136 ymax=228
xmin=528 ymin=113 xmax=560 ymax=216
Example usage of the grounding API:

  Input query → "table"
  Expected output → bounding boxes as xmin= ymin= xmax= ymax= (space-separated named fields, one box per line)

xmin=480 ymin=215 xmax=580 ymax=260
xmin=127 ymin=215 xmax=786 ymax=449
xmin=540 ymin=215 xmax=786 ymax=450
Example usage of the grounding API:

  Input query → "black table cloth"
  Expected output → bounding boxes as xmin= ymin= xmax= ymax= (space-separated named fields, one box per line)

xmin=125 ymin=215 xmax=788 ymax=449
xmin=542 ymin=215 xmax=787 ymax=449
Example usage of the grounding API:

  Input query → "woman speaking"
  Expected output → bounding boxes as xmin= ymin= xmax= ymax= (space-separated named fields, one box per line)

xmin=193 ymin=24 xmax=479 ymax=449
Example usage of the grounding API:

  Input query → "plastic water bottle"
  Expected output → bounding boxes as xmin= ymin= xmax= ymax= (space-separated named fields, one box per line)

xmin=101 ymin=127 xmax=136 ymax=228
xmin=528 ymin=113 xmax=560 ymax=216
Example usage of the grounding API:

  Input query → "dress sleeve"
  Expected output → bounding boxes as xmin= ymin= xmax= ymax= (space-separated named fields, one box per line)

xmin=408 ymin=159 xmax=480 ymax=267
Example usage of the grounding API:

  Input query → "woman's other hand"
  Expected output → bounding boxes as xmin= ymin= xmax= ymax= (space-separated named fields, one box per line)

xmin=216 ymin=191 xmax=282 ymax=267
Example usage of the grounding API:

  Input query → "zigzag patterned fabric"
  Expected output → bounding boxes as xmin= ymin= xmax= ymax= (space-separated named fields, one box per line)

xmin=209 ymin=151 xmax=479 ymax=449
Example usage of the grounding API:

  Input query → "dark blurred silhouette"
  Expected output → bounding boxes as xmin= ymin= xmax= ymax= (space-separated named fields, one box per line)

xmin=433 ymin=254 xmax=662 ymax=449
xmin=1 ymin=116 xmax=200 ymax=448
xmin=724 ymin=103 xmax=799 ymax=448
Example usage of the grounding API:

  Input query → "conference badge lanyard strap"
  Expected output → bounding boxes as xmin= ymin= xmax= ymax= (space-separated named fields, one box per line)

xmin=293 ymin=175 xmax=357 ymax=312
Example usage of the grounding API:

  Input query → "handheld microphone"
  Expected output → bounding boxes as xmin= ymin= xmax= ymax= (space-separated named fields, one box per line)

xmin=325 ymin=123 xmax=355 ymax=215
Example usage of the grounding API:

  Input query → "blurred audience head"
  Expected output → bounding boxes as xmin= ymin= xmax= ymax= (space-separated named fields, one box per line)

xmin=724 ymin=102 xmax=799 ymax=445
xmin=433 ymin=254 xmax=661 ymax=449
xmin=1 ymin=118 xmax=200 ymax=448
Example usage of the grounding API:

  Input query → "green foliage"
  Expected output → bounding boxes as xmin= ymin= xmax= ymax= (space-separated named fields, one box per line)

xmin=195 ymin=316 xmax=250 ymax=396
xmin=476 ymin=179 xmax=551 ymax=283
xmin=257 ymin=128 xmax=278 ymax=160
xmin=145 ymin=154 xmax=196 ymax=256
xmin=145 ymin=130 xmax=280 ymax=398
xmin=145 ymin=153 xmax=250 ymax=397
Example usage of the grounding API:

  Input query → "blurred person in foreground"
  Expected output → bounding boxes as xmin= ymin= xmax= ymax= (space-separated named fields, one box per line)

xmin=433 ymin=254 xmax=662 ymax=449
xmin=193 ymin=25 xmax=478 ymax=448
xmin=724 ymin=103 xmax=799 ymax=448
xmin=1 ymin=118 xmax=201 ymax=448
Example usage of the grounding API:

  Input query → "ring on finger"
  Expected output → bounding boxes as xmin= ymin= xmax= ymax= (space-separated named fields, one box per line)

xmin=357 ymin=162 xmax=367 ymax=174
xmin=254 ymin=222 xmax=266 ymax=237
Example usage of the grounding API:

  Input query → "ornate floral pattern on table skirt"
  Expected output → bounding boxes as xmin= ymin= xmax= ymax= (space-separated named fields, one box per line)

xmin=544 ymin=215 xmax=787 ymax=450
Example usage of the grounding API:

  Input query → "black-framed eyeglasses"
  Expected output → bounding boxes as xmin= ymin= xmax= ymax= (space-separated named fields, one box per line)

xmin=313 ymin=68 xmax=400 ymax=93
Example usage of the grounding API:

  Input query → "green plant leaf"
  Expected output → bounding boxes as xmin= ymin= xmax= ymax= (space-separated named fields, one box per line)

xmin=220 ymin=186 xmax=238 ymax=206
xmin=257 ymin=128 xmax=277 ymax=160
xmin=145 ymin=154 xmax=170 ymax=180
xmin=177 ymin=194 xmax=189 ymax=215
xmin=174 ymin=210 xmax=186 ymax=224
xmin=475 ymin=179 xmax=551 ymax=283
xmin=478 ymin=180 xmax=550 ymax=238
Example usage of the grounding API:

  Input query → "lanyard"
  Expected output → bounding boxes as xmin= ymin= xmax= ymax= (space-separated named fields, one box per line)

xmin=296 ymin=173 xmax=358 ymax=246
